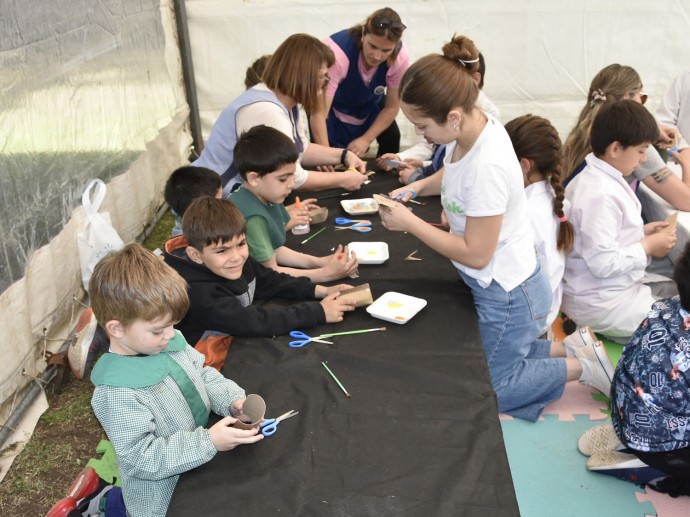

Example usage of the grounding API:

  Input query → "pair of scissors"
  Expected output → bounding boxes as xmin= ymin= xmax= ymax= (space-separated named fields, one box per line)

xmin=260 ymin=410 xmax=299 ymax=436
xmin=335 ymin=217 xmax=370 ymax=225
xmin=289 ymin=330 xmax=334 ymax=347
xmin=392 ymin=190 xmax=418 ymax=200
xmin=335 ymin=222 xmax=372 ymax=233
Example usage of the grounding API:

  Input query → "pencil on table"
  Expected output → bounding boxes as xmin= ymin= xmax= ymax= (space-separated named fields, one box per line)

xmin=300 ymin=227 xmax=326 ymax=245
xmin=321 ymin=361 xmax=351 ymax=398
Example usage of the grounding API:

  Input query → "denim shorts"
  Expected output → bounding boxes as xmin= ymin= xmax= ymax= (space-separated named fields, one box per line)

xmin=459 ymin=265 xmax=567 ymax=421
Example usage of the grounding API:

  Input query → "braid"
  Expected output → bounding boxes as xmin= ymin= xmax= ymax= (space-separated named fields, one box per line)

xmin=550 ymin=173 xmax=574 ymax=252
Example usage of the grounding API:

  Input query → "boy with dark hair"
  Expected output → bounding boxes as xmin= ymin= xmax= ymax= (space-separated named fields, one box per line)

xmin=164 ymin=165 xmax=222 ymax=237
xmin=78 ymin=243 xmax=263 ymax=516
xmin=562 ymin=100 xmax=678 ymax=340
xmin=579 ymin=239 xmax=690 ymax=497
xmin=164 ymin=196 xmax=355 ymax=366
xmin=230 ymin=125 xmax=358 ymax=282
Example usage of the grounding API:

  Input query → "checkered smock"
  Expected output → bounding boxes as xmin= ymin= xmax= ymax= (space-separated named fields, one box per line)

xmin=91 ymin=331 xmax=245 ymax=516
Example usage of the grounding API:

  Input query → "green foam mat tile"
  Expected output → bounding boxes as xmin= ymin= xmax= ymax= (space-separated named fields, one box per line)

xmin=501 ymin=415 xmax=655 ymax=516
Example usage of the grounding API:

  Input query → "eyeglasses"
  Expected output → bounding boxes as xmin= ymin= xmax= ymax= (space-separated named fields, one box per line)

xmin=371 ymin=15 xmax=406 ymax=37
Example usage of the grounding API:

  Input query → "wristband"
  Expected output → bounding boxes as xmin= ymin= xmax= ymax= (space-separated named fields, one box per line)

xmin=340 ymin=149 xmax=348 ymax=166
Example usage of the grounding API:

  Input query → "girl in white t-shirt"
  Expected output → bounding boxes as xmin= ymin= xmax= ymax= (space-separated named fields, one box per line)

xmin=504 ymin=115 xmax=574 ymax=333
xmin=380 ymin=35 xmax=613 ymax=421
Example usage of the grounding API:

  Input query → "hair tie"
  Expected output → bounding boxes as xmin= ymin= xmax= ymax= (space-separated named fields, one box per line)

xmin=558 ymin=213 xmax=568 ymax=223
xmin=590 ymin=89 xmax=607 ymax=108
xmin=457 ymin=57 xmax=479 ymax=69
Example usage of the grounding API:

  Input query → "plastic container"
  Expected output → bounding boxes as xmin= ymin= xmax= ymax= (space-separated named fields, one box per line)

xmin=291 ymin=196 xmax=310 ymax=235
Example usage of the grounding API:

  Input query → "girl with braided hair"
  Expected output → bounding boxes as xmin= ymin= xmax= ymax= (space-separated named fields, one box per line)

xmin=563 ymin=64 xmax=690 ymax=211
xmin=505 ymin=115 xmax=574 ymax=332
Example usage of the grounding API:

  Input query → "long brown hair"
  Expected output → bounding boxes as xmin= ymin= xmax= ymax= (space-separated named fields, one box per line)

xmin=348 ymin=7 xmax=405 ymax=65
xmin=562 ymin=64 xmax=642 ymax=176
xmin=399 ymin=34 xmax=480 ymax=123
xmin=504 ymin=115 xmax=574 ymax=253
xmin=263 ymin=34 xmax=335 ymax=113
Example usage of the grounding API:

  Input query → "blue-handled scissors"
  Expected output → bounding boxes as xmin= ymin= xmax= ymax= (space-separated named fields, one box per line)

xmin=334 ymin=222 xmax=372 ymax=233
xmin=260 ymin=410 xmax=299 ymax=436
xmin=392 ymin=190 xmax=418 ymax=200
xmin=289 ymin=330 xmax=334 ymax=347
xmin=335 ymin=217 xmax=371 ymax=225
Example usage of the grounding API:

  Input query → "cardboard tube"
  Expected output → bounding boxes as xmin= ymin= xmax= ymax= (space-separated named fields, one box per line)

xmin=233 ymin=393 xmax=266 ymax=430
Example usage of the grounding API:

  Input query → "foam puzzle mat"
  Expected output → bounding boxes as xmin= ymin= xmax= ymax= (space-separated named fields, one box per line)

xmin=500 ymin=383 xmax=689 ymax=516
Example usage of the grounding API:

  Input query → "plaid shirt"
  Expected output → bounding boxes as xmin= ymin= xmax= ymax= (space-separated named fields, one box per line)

xmin=91 ymin=331 xmax=245 ymax=516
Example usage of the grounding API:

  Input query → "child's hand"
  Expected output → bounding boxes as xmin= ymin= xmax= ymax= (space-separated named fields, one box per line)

xmin=285 ymin=202 xmax=312 ymax=231
xmin=320 ymin=292 xmax=356 ymax=322
xmin=658 ymin=124 xmax=679 ymax=148
xmin=229 ymin=398 xmax=245 ymax=417
xmin=320 ymin=245 xmax=359 ymax=281
xmin=209 ymin=416 xmax=264 ymax=451
xmin=376 ymin=153 xmax=401 ymax=171
xmin=642 ymin=223 xmax=677 ymax=257
xmin=398 ymin=164 xmax=419 ymax=185
xmin=388 ymin=186 xmax=416 ymax=203
xmin=670 ymin=147 xmax=690 ymax=168
xmin=379 ymin=203 xmax=415 ymax=233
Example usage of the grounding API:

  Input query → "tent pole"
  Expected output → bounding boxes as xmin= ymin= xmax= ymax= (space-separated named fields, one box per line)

xmin=172 ymin=0 xmax=204 ymax=157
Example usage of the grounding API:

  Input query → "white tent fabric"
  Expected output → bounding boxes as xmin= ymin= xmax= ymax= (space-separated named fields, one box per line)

xmin=2 ymin=0 xmax=690 ymax=431
xmin=0 ymin=0 xmax=191 ymax=426
xmin=185 ymin=0 xmax=690 ymax=144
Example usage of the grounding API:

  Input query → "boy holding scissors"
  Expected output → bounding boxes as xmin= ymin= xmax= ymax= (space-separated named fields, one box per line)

xmin=230 ymin=125 xmax=359 ymax=282
xmin=78 ymin=243 xmax=264 ymax=516
xmin=164 ymin=196 xmax=355 ymax=367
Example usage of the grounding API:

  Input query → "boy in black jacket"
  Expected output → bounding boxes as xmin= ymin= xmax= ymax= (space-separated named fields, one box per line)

xmin=164 ymin=196 xmax=354 ymax=368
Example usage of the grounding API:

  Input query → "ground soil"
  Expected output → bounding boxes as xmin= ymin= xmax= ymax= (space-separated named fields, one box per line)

xmin=0 ymin=375 xmax=104 ymax=516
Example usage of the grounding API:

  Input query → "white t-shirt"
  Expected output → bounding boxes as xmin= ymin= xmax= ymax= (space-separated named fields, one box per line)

xmin=235 ymin=84 xmax=309 ymax=187
xmin=525 ymin=180 xmax=568 ymax=327
xmin=656 ymin=68 xmax=690 ymax=146
xmin=442 ymin=115 xmax=536 ymax=291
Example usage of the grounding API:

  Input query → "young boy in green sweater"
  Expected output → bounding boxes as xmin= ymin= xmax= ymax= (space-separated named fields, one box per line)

xmin=230 ymin=124 xmax=358 ymax=282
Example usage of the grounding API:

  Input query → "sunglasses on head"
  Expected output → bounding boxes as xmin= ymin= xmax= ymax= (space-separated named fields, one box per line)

xmin=627 ymin=89 xmax=648 ymax=105
xmin=371 ymin=15 xmax=406 ymax=36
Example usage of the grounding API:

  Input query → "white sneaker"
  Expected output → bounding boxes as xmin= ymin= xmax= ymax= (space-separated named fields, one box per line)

xmin=586 ymin=450 xmax=667 ymax=486
xmin=578 ymin=424 xmax=624 ymax=456
xmin=563 ymin=327 xmax=597 ymax=357
xmin=578 ymin=340 xmax=615 ymax=396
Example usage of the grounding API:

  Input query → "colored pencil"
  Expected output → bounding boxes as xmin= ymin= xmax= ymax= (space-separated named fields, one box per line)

xmin=320 ymin=327 xmax=386 ymax=338
xmin=321 ymin=361 xmax=351 ymax=398
xmin=300 ymin=227 xmax=326 ymax=245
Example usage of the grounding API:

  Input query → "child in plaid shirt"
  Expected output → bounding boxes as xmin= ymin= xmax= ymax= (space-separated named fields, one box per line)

xmin=87 ymin=243 xmax=263 ymax=516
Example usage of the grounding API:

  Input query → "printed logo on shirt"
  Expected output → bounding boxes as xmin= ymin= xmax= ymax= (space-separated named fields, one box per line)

xmin=374 ymin=85 xmax=386 ymax=96
xmin=441 ymin=185 xmax=464 ymax=215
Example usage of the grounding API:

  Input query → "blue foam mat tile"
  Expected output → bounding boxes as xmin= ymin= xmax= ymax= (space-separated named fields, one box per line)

xmin=501 ymin=415 xmax=655 ymax=517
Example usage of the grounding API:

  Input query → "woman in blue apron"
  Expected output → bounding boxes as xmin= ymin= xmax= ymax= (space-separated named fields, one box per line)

xmin=310 ymin=7 xmax=409 ymax=158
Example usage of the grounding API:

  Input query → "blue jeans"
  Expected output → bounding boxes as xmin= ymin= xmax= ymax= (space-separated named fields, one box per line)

xmin=459 ymin=265 xmax=567 ymax=421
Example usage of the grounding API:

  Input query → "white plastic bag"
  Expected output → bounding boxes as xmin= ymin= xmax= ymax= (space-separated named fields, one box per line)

xmin=77 ymin=179 xmax=124 ymax=291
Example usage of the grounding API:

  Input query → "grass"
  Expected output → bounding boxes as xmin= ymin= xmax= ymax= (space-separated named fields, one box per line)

xmin=0 ymin=209 xmax=175 ymax=516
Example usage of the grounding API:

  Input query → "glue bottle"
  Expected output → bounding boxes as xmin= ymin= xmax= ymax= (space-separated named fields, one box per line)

xmin=291 ymin=196 xmax=310 ymax=235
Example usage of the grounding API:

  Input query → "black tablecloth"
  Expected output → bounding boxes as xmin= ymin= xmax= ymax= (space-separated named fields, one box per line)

xmin=167 ymin=170 xmax=519 ymax=516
